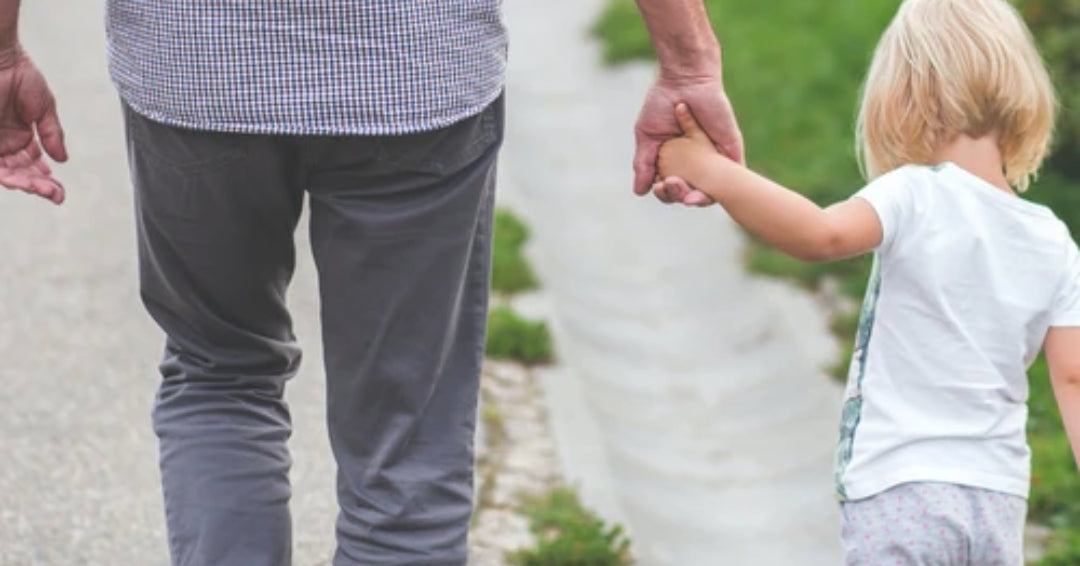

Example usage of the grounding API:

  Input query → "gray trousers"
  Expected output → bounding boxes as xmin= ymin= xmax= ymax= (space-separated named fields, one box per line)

xmin=123 ymin=97 xmax=503 ymax=566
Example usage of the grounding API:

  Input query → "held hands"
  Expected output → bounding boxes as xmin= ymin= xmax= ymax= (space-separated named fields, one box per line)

xmin=0 ymin=47 xmax=67 ymax=204
xmin=654 ymin=103 xmax=724 ymax=203
xmin=633 ymin=74 xmax=742 ymax=206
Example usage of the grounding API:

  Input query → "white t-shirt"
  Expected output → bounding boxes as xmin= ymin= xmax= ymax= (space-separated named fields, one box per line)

xmin=834 ymin=162 xmax=1080 ymax=502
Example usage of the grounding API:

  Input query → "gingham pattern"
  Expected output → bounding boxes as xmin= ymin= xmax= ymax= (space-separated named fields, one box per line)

xmin=105 ymin=1 xmax=507 ymax=135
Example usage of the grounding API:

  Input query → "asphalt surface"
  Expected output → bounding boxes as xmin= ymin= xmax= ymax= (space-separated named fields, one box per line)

xmin=1 ymin=3 xmax=337 ymax=565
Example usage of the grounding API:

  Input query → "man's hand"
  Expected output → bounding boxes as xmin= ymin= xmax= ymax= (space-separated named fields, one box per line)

xmin=0 ymin=47 xmax=66 ymax=204
xmin=633 ymin=74 xmax=742 ymax=206
xmin=656 ymin=103 xmax=721 ymax=185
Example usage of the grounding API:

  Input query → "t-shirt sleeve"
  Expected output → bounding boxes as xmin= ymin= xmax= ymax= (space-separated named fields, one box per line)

xmin=1051 ymin=237 xmax=1080 ymax=327
xmin=852 ymin=167 xmax=917 ymax=253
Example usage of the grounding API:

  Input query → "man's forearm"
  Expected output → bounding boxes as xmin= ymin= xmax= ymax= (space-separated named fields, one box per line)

xmin=0 ymin=0 xmax=20 ymax=59
xmin=635 ymin=0 xmax=721 ymax=79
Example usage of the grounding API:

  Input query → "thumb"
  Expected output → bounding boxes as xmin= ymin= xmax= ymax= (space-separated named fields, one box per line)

xmin=36 ymin=102 xmax=67 ymax=163
xmin=674 ymin=103 xmax=705 ymax=139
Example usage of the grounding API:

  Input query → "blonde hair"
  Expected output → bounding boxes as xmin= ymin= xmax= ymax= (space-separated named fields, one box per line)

xmin=856 ymin=0 xmax=1056 ymax=192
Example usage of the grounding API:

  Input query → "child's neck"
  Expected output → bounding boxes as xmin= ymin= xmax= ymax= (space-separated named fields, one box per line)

xmin=932 ymin=134 xmax=1013 ymax=194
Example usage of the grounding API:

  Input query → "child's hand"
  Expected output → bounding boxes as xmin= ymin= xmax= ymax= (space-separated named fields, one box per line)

xmin=652 ymin=176 xmax=703 ymax=206
xmin=657 ymin=103 xmax=723 ymax=190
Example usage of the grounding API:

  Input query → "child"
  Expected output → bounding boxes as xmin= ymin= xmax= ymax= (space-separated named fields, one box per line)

xmin=655 ymin=0 xmax=1080 ymax=564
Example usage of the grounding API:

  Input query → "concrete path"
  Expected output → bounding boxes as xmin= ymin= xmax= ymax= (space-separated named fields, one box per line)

xmin=499 ymin=0 xmax=846 ymax=564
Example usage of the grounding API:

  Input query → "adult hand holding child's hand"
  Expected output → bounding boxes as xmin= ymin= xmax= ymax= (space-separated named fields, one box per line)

xmin=635 ymin=75 xmax=742 ymax=207
xmin=655 ymin=103 xmax=724 ymax=201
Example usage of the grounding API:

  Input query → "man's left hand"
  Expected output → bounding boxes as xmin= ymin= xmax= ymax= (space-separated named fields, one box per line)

xmin=633 ymin=73 xmax=742 ymax=207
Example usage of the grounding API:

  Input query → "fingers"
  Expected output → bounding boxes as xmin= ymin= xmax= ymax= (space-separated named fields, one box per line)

xmin=657 ymin=176 xmax=688 ymax=203
xmin=633 ymin=133 xmax=660 ymax=196
xmin=674 ymin=103 xmax=706 ymax=139
xmin=0 ymin=146 xmax=65 ymax=204
xmin=22 ymin=141 xmax=52 ymax=176
xmin=692 ymin=96 xmax=745 ymax=165
xmin=0 ymin=173 xmax=62 ymax=203
xmin=0 ymin=170 xmax=65 ymax=204
xmin=719 ymin=130 xmax=745 ymax=165
xmin=651 ymin=181 xmax=669 ymax=202
xmin=661 ymin=176 xmax=715 ymax=207
xmin=36 ymin=102 xmax=67 ymax=163
xmin=650 ymin=176 xmax=714 ymax=207
xmin=683 ymin=189 xmax=714 ymax=207
xmin=652 ymin=178 xmax=678 ymax=204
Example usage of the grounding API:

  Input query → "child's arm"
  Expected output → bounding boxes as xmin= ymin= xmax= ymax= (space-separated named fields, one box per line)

xmin=657 ymin=103 xmax=880 ymax=262
xmin=1045 ymin=327 xmax=1080 ymax=470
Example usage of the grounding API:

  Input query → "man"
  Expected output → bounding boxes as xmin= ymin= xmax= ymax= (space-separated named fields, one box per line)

xmin=0 ymin=0 xmax=742 ymax=564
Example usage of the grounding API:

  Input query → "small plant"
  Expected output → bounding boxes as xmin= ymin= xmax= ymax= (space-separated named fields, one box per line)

xmin=507 ymin=488 xmax=633 ymax=566
xmin=485 ymin=306 xmax=554 ymax=365
xmin=480 ymin=403 xmax=505 ymax=431
xmin=492 ymin=209 xmax=539 ymax=295
xmin=1038 ymin=529 xmax=1080 ymax=566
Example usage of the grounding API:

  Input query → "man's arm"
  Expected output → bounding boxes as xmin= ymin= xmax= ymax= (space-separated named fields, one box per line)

xmin=0 ymin=0 xmax=66 ymax=204
xmin=1045 ymin=327 xmax=1080 ymax=470
xmin=633 ymin=0 xmax=742 ymax=205
xmin=634 ymin=0 xmax=720 ymax=80
xmin=0 ymin=0 xmax=19 ymax=65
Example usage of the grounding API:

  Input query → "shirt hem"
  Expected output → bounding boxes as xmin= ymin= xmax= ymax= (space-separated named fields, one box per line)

xmin=840 ymin=466 xmax=1029 ymax=502
xmin=116 ymin=89 xmax=503 ymax=137
xmin=852 ymin=194 xmax=891 ymax=252
xmin=1050 ymin=313 xmax=1080 ymax=327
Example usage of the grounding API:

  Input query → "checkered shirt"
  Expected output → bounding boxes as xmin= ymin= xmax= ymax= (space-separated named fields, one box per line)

xmin=105 ymin=1 xmax=507 ymax=135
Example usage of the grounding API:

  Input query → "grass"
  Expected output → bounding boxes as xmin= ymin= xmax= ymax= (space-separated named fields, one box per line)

xmin=593 ymin=0 xmax=1080 ymax=561
xmin=507 ymin=488 xmax=633 ymax=566
xmin=486 ymin=305 xmax=554 ymax=366
xmin=493 ymin=209 xmax=539 ymax=295
xmin=486 ymin=208 xmax=552 ymax=365
xmin=485 ymin=212 xmax=628 ymax=560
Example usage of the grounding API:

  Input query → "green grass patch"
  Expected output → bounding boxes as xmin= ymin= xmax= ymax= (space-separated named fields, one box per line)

xmin=591 ymin=0 xmax=653 ymax=65
xmin=507 ymin=488 xmax=633 ymax=566
xmin=485 ymin=305 xmax=554 ymax=366
xmin=493 ymin=209 xmax=539 ymax=295
xmin=1040 ymin=529 xmax=1080 ymax=566
xmin=1028 ymin=357 xmax=1080 ymax=531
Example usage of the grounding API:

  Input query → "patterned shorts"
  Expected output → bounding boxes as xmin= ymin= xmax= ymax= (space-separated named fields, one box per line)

xmin=841 ymin=482 xmax=1027 ymax=566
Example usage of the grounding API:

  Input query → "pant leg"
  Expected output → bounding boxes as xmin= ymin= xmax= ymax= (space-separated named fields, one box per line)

xmin=966 ymin=487 xmax=1026 ymax=566
xmin=841 ymin=482 xmax=1026 ymax=566
xmin=124 ymin=104 xmax=305 ymax=566
xmin=304 ymin=96 xmax=504 ymax=566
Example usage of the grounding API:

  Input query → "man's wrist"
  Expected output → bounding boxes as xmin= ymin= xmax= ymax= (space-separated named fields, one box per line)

xmin=635 ymin=0 xmax=722 ymax=82
xmin=657 ymin=65 xmax=724 ymax=96
xmin=656 ymin=43 xmax=722 ymax=85
xmin=0 ymin=43 xmax=23 ymax=71
xmin=0 ymin=0 xmax=22 ymax=68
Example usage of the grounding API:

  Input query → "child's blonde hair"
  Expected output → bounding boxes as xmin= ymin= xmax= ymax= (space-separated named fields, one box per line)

xmin=856 ymin=0 xmax=1056 ymax=192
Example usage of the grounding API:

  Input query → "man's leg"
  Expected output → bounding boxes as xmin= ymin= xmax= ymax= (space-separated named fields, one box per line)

xmin=124 ymin=105 xmax=305 ymax=566
xmin=305 ymin=97 xmax=504 ymax=566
